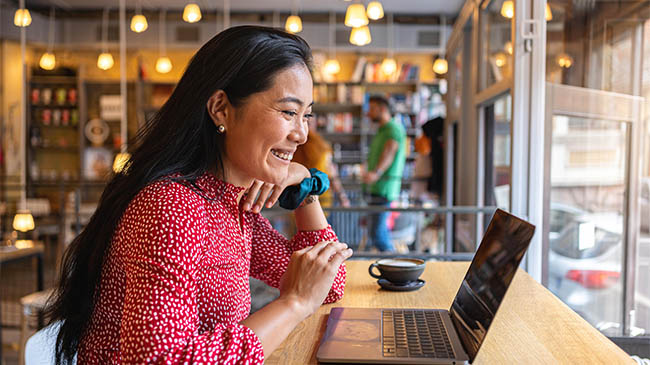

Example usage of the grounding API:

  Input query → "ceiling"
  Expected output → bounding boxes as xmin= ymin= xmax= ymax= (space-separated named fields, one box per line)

xmin=26 ymin=0 xmax=465 ymax=15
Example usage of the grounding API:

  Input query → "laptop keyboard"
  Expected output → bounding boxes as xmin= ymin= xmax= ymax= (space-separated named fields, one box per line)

xmin=382 ymin=310 xmax=455 ymax=358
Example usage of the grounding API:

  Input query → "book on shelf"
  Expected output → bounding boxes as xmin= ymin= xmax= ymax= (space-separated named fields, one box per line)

xmin=355 ymin=60 xmax=421 ymax=83
xmin=314 ymin=84 xmax=364 ymax=104
xmin=350 ymin=56 xmax=367 ymax=83
xmin=316 ymin=112 xmax=355 ymax=133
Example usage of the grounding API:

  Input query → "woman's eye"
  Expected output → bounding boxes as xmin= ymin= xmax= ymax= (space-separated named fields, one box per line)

xmin=282 ymin=111 xmax=297 ymax=117
xmin=304 ymin=113 xmax=314 ymax=120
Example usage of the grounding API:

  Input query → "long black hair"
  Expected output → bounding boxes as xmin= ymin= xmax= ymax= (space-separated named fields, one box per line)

xmin=44 ymin=25 xmax=313 ymax=364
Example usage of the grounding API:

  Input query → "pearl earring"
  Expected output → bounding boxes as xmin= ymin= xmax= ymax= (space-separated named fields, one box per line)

xmin=217 ymin=124 xmax=225 ymax=133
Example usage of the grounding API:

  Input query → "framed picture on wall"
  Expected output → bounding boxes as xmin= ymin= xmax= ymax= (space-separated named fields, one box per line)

xmin=83 ymin=147 xmax=113 ymax=181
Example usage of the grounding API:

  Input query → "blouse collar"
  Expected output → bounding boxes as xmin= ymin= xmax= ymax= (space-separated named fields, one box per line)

xmin=196 ymin=172 xmax=247 ymax=206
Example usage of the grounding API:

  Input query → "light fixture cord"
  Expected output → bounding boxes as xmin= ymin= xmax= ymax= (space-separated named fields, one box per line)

xmin=20 ymin=0 xmax=27 ymax=206
xmin=102 ymin=7 xmax=109 ymax=53
xmin=329 ymin=10 xmax=335 ymax=58
xmin=159 ymin=8 xmax=167 ymax=56
xmin=47 ymin=6 xmax=55 ymax=53
xmin=136 ymin=0 xmax=141 ymax=15
xmin=388 ymin=12 xmax=393 ymax=59
xmin=224 ymin=0 xmax=230 ymax=29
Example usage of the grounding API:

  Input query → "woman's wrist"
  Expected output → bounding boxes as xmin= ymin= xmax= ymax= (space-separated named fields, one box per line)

xmin=277 ymin=294 xmax=311 ymax=320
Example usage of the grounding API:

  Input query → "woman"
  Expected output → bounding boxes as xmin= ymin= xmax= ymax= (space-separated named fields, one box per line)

xmin=45 ymin=26 xmax=353 ymax=364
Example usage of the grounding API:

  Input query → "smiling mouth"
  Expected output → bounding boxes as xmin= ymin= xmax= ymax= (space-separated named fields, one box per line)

xmin=271 ymin=149 xmax=293 ymax=162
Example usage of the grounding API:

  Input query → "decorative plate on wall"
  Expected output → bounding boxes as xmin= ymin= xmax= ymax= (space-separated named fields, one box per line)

xmin=84 ymin=118 xmax=110 ymax=146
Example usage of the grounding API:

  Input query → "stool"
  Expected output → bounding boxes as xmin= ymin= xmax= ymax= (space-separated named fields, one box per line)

xmin=19 ymin=289 xmax=53 ymax=365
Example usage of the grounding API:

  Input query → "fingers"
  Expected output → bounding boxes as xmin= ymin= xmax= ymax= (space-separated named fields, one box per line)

xmin=252 ymin=182 xmax=274 ymax=213
xmin=266 ymin=186 xmax=284 ymax=208
xmin=330 ymin=247 xmax=353 ymax=267
xmin=243 ymin=180 xmax=263 ymax=211
xmin=316 ymin=242 xmax=349 ymax=263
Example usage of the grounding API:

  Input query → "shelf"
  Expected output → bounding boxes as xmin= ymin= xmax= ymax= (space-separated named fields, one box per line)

xmin=30 ymin=76 xmax=77 ymax=84
xmin=32 ymin=124 xmax=79 ymax=129
xmin=332 ymin=157 xmax=363 ymax=164
xmin=313 ymin=103 xmax=362 ymax=111
xmin=31 ymin=104 xmax=78 ymax=108
xmin=31 ymin=145 xmax=79 ymax=152
xmin=313 ymin=81 xmax=431 ymax=87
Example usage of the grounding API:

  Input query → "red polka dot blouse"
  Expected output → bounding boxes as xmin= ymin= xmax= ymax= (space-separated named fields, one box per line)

xmin=78 ymin=172 xmax=347 ymax=364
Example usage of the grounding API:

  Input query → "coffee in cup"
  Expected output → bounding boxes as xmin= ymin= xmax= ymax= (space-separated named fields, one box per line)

xmin=368 ymin=258 xmax=425 ymax=285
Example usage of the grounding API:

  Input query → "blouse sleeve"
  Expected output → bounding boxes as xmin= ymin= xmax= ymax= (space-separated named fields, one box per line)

xmin=117 ymin=182 xmax=264 ymax=364
xmin=248 ymin=213 xmax=347 ymax=304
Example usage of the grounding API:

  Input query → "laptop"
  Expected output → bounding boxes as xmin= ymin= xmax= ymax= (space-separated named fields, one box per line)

xmin=316 ymin=209 xmax=535 ymax=364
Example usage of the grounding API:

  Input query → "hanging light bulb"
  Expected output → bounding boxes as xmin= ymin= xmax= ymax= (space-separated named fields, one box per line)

xmin=97 ymin=53 xmax=115 ymax=70
xmin=14 ymin=8 xmax=32 ymax=27
xmin=494 ymin=52 xmax=507 ymax=67
xmin=349 ymin=25 xmax=371 ymax=46
xmin=504 ymin=41 xmax=513 ymax=55
xmin=131 ymin=14 xmax=148 ymax=32
xmin=156 ymin=56 xmax=172 ymax=73
xmin=183 ymin=3 xmax=202 ymax=23
xmin=545 ymin=4 xmax=553 ymax=21
xmin=39 ymin=8 xmax=56 ymax=71
xmin=500 ymin=0 xmax=514 ymax=19
xmin=433 ymin=58 xmax=448 ymax=75
xmin=112 ymin=152 xmax=131 ymax=173
xmin=39 ymin=52 xmax=56 ymax=70
xmin=285 ymin=15 xmax=303 ymax=33
xmin=324 ymin=59 xmax=341 ymax=75
xmin=381 ymin=58 xmax=397 ymax=76
xmin=557 ymin=53 xmax=573 ymax=68
xmin=366 ymin=1 xmax=384 ymax=20
xmin=13 ymin=209 xmax=35 ymax=232
xmin=345 ymin=3 xmax=368 ymax=28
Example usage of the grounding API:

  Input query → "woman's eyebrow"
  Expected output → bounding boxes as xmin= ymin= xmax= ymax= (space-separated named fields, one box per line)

xmin=277 ymin=97 xmax=314 ymax=108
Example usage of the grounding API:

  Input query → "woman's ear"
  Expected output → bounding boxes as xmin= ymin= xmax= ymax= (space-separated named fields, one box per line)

xmin=206 ymin=90 xmax=231 ymax=128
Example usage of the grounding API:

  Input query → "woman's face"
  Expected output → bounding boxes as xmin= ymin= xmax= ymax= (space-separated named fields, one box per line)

xmin=221 ymin=64 xmax=312 ymax=187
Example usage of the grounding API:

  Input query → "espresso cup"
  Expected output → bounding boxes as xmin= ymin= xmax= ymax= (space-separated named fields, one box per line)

xmin=368 ymin=258 xmax=425 ymax=285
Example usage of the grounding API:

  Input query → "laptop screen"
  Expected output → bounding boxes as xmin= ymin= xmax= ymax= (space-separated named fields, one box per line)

xmin=448 ymin=209 xmax=535 ymax=363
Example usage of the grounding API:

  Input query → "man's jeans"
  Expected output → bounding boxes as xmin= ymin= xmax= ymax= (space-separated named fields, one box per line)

xmin=367 ymin=194 xmax=394 ymax=252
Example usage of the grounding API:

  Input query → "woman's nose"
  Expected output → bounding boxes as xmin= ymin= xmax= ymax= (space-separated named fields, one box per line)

xmin=289 ymin=119 xmax=308 ymax=144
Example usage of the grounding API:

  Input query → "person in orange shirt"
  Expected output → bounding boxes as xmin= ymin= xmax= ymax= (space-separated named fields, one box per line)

xmin=293 ymin=129 xmax=351 ymax=208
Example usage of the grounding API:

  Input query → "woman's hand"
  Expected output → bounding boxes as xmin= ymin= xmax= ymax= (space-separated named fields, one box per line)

xmin=242 ymin=162 xmax=310 ymax=213
xmin=278 ymin=241 xmax=353 ymax=319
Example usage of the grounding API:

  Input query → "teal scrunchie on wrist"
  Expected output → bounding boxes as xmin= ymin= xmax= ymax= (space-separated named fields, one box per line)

xmin=278 ymin=168 xmax=330 ymax=210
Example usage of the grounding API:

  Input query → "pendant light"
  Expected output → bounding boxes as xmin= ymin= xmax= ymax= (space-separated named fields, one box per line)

xmin=433 ymin=17 xmax=448 ymax=75
xmin=14 ymin=0 xmax=31 ymax=27
xmin=130 ymin=1 xmax=148 ymax=33
xmin=381 ymin=13 xmax=396 ymax=76
xmin=156 ymin=9 xmax=172 ymax=74
xmin=39 ymin=7 xmax=56 ymax=70
xmin=366 ymin=1 xmax=384 ymax=21
xmin=98 ymin=8 xmax=115 ymax=70
xmin=183 ymin=3 xmax=202 ymax=23
xmin=500 ymin=1 xmax=514 ymax=19
xmin=15 ymin=0 xmax=34 ymax=235
xmin=350 ymin=25 xmax=371 ymax=46
xmin=114 ymin=0 xmax=131 ymax=174
xmin=494 ymin=52 xmax=507 ymax=67
xmin=545 ymin=4 xmax=553 ymax=21
xmin=504 ymin=41 xmax=513 ymax=55
xmin=345 ymin=3 xmax=368 ymax=28
xmin=323 ymin=10 xmax=340 ymax=76
xmin=557 ymin=53 xmax=573 ymax=68
xmin=285 ymin=0 xmax=302 ymax=34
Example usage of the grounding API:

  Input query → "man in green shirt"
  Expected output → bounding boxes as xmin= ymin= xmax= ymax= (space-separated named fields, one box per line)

xmin=362 ymin=95 xmax=406 ymax=252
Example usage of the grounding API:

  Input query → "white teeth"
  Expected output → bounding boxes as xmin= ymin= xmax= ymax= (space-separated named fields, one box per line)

xmin=272 ymin=149 xmax=293 ymax=161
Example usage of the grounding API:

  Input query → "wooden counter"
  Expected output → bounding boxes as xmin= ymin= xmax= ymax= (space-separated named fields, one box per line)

xmin=266 ymin=260 xmax=633 ymax=364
